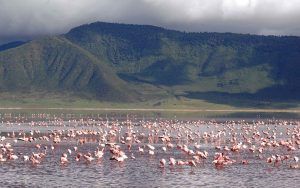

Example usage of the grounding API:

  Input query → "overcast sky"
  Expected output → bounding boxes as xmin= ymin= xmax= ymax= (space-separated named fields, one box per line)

xmin=1 ymin=0 xmax=300 ymax=44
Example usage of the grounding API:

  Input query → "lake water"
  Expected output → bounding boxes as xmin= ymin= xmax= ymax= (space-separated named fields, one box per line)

xmin=0 ymin=113 xmax=299 ymax=187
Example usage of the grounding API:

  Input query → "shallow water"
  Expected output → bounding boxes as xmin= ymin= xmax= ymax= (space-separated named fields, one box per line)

xmin=0 ymin=116 xmax=299 ymax=188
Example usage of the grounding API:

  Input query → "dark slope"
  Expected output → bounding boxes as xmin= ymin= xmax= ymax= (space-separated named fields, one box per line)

xmin=65 ymin=22 xmax=300 ymax=100
xmin=0 ymin=41 xmax=26 ymax=52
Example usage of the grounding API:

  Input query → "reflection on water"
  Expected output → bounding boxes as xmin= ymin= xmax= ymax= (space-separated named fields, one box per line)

xmin=0 ymin=113 xmax=299 ymax=187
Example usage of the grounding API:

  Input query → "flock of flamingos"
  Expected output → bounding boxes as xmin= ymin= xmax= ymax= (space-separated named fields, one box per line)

xmin=0 ymin=113 xmax=299 ymax=171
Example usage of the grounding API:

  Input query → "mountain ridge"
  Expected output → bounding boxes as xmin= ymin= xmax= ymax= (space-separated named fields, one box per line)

xmin=0 ymin=21 xmax=299 ymax=107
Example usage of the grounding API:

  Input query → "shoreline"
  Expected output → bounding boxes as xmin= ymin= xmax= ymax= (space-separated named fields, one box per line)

xmin=0 ymin=107 xmax=299 ymax=113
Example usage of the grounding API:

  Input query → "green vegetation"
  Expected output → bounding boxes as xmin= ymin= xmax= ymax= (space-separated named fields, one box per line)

xmin=0 ymin=36 xmax=138 ymax=102
xmin=0 ymin=22 xmax=300 ymax=109
xmin=0 ymin=92 xmax=299 ymax=112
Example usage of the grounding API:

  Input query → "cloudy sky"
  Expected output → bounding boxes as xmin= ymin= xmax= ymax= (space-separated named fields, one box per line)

xmin=1 ymin=0 xmax=300 ymax=44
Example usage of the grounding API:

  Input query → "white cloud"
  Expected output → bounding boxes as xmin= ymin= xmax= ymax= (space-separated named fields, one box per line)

xmin=0 ymin=0 xmax=300 ymax=44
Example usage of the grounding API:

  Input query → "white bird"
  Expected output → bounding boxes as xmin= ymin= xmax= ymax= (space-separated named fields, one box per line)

xmin=23 ymin=155 xmax=29 ymax=161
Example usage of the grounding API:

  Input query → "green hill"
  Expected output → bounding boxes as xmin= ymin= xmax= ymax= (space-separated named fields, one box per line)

xmin=0 ymin=36 xmax=137 ymax=102
xmin=0 ymin=22 xmax=300 ymax=108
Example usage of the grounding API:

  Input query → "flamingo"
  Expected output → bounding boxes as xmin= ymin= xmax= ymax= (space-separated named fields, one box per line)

xmin=60 ymin=153 xmax=68 ymax=164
